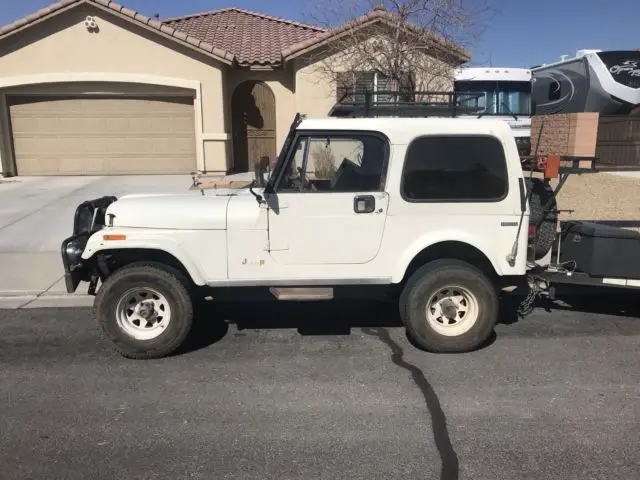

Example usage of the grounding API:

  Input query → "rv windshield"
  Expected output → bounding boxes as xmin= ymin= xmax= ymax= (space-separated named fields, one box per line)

xmin=455 ymin=80 xmax=531 ymax=116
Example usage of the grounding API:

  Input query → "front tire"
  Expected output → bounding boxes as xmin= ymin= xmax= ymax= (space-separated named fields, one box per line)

xmin=400 ymin=259 xmax=498 ymax=353
xmin=94 ymin=264 xmax=194 ymax=359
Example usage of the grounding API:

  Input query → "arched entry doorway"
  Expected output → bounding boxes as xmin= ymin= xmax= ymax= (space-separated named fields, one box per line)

xmin=231 ymin=81 xmax=276 ymax=173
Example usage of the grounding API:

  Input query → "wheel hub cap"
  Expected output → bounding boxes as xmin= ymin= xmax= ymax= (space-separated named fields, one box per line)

xmin=439 ymin=298 xmax=459 ymax=320
xmin=115 ymin=288 xmax=172 ymax=341
xmin=426 ymin=286 xmax=479 ymax=337
xmin=137 ymin=302 xmax=155 ymax=319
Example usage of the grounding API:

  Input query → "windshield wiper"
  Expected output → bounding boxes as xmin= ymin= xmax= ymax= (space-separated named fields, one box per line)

xmin=477 ymin=104 xmax=519 ymax=121
xmin=500 ymin=100 xmax=519 ymax=121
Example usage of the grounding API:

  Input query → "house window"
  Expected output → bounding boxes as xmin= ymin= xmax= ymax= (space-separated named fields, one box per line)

xmin=401 ymin=135 xmax=508 ymax=202
xmin=337 ymin=71 xmax=415 ymax=104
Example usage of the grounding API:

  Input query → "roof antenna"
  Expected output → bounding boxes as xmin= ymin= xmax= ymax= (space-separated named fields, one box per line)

xmin=153 ymin=13 xmax=160 ymax=20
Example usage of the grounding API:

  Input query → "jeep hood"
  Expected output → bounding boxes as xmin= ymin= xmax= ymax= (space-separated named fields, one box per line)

xmin=105 ymin=193 xmax=232 ymax=230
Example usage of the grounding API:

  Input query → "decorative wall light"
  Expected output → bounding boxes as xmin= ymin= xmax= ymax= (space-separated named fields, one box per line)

xmin=84 ymin=16 xmax=99 ymax=32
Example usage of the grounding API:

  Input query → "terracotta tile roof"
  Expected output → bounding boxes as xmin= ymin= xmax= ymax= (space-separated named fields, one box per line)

xmin=0 ymin=0 xmax=235 ymax=64
xmin=0 ymin=2 xmax=468 ymax=68
xmin=281 ymin=8 xmax=471 ymax=65
xmin=164 ymin=8 xmax=325 ymax=67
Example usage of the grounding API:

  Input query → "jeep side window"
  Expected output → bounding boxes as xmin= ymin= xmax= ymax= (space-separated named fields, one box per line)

xmin=401 ymin=135 xmax=508 ymax=202
xmin=277 ymin=133 xmax=388 ymax=193
xmin=277 ymin=137 xmax=309 ymax=192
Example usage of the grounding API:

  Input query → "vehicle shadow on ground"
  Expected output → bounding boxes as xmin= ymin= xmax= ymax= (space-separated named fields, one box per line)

xmin=183 ymin=297 xmax=403 ymax=354
xmin=498 ymin=288 xmax=640 ymax=326
xmin=553 ymin=291 xmax=640 ymax=317
xmin=183 ymin=286 xmax=640 ymax=355
xmin=184 ymin=292 xmax=502 ymax=356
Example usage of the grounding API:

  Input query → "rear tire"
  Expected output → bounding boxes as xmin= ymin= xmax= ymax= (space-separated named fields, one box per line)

xmin=400 ymin=259 xmax=498 ymax=353
xmin=94 ymin=264 xmax=193 ymax=359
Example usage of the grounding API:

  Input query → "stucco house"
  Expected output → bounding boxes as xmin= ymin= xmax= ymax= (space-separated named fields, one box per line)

xmin=0 ymin=0 xmax=469 ymax=177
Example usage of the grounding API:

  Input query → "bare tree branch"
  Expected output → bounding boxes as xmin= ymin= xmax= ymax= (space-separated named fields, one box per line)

xmin=300 ymin=0 xmax=497 ymax=104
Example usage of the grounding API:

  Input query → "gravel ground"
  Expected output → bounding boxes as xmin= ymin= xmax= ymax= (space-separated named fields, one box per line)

xmin=554 ymin=173 xmax=640 ymax=224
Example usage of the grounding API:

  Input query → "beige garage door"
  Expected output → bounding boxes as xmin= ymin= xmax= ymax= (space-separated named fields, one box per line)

xmin=8 ymin=95 xmax=196 ymax=175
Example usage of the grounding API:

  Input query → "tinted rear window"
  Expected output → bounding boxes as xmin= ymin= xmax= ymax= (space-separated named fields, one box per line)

xmin=401 ymin=135 xmax=508 ymax=202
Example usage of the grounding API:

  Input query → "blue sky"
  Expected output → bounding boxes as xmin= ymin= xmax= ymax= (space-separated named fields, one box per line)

xmin=1 ymin=0 xmax=638 ymax=68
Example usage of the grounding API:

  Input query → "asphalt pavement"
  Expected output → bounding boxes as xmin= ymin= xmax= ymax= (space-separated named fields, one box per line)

xmin=1 ymin=298 xmax=639 ymax=480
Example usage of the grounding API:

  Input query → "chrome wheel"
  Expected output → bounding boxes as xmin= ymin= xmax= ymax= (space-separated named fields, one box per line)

xmin=426 ymin=286 xmax=478 ymax=337
xmin=115 ymin=287 xmax=171 ymax=341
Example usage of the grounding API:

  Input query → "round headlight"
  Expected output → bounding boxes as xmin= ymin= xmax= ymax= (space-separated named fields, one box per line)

xmin=65 ymin=241 xmax=85 ymax=263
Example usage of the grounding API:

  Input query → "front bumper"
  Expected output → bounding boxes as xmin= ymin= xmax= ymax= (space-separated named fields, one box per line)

xmin=60 ymin=195 xmax=118 ymax=293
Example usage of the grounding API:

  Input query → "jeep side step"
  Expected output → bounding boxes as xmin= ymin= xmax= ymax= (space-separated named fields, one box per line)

xmin=269 ymin=287 xmax=334 ymax=301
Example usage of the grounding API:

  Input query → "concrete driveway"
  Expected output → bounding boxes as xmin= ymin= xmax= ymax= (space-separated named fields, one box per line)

xmin=0 ymin=175 xmax=194 ymax=252
xmin=0 ymin=175 xmax=195 ymax=301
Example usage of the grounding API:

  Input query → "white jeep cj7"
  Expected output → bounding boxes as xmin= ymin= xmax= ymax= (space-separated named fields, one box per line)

xmin=62 ymin=113 xmax=544 ymax=359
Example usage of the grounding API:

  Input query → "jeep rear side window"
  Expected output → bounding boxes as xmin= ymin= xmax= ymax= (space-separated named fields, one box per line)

xmin=277 ymin=133 xmax=388 ymax=193
xmin=401 ymin=135 xmax=508 ymax=202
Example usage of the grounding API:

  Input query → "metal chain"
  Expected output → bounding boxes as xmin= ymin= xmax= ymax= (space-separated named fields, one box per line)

xmin=517 ymin=276 xmax=544 ymax=317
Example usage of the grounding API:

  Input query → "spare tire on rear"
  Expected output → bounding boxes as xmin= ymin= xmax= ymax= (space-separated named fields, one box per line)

xmin=526 ymin=178 xmax=558 ymax=260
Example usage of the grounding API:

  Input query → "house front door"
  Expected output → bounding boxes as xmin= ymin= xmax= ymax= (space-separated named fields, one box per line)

xmin=231 ymin=81 xmax=276 ymax=173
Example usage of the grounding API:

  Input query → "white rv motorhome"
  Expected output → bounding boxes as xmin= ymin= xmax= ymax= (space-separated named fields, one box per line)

xmin=454 ymin=67 xmax=532 ymax=154
xmin=530 ymin=49 xmax=640 ymax=116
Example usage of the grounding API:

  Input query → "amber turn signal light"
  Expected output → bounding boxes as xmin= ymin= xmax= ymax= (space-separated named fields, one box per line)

xmin=103 ymin=234 xmax=127 ymax=241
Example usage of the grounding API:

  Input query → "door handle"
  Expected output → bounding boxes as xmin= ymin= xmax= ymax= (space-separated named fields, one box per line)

xmin=354 ymin=195 xmax=375 ymax=214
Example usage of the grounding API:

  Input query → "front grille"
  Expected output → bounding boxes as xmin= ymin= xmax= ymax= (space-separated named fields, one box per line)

xmin=73 ymin=196 xmax=118 ymax=235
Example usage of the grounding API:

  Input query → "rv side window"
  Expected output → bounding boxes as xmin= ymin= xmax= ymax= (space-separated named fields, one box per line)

xmin=549 ymin=80 xmax=561 ymax=101
xmin=400 ymin=135 xmax=508 ymax=202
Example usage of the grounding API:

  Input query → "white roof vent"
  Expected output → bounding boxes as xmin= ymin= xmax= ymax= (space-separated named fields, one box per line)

xmin=576 ymin=49 xmax=602 ymax=57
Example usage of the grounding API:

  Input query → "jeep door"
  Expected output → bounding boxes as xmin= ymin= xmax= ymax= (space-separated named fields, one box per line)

xmin=265 ymin=131 xmax=390 ymax=265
